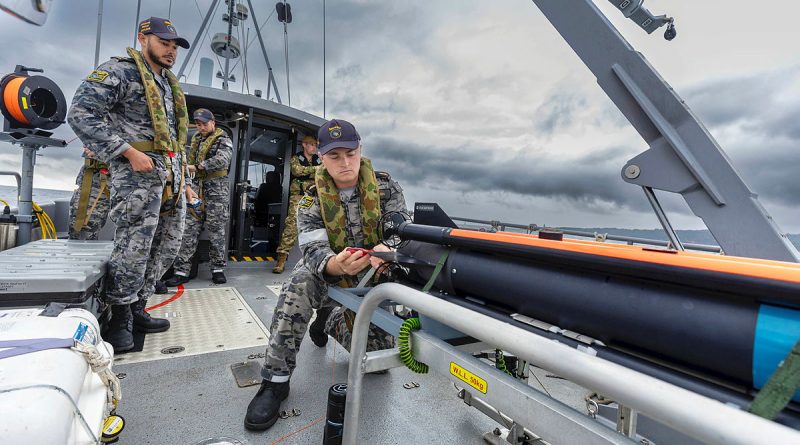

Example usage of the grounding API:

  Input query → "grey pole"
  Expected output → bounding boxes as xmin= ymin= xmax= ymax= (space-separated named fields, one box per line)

xmin=177 ymin=0 xmax=221 ymax=81
xmin=642 ymin=186 xmax=684 ymax=251
xmin=133 ymin=0 xmax=142 ymax=49
xmin=282 ymin=0 xmax=290 ymax=106
xmin=93 ymin=0 xmax=104 ymax=68
xmin=246 ymin=0 xmax=282 ymax=104
xmin=323 ymin=0 xmax=326 ymax=117
xmin=342 ymin=283 xmax=800 ymax=445
xmin=222 ymin=0 xmax=235 ymax=91
xmin=16 ymin=146 xmax=37 ymax=245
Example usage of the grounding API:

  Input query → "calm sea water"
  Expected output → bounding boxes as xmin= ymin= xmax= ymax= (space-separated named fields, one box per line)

xmin=0 ymin=185 xmax=73 ymax=207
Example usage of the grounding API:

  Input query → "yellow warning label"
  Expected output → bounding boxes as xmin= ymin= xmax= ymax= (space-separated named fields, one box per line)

xmin=21 ymin=97 xmax=28 ymax=109
xmin=450 ymin=362 xmax=487 ymax=394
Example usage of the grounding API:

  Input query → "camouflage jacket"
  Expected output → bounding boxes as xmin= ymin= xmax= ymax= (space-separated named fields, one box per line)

xmin=297 ymin=172 xmax=406 ymax=282
xmin=68 ymin=56 xmax=185 ymax=181
xmin=189 ymin=132 xmax=233 ymax=196
xmin=289 ymin=153 xmax=321 ymax=196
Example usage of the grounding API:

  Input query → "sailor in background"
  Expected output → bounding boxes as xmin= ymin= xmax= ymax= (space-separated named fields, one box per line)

xmin=67 ymin=16 xmax=194 ymax=351
xmin=272 ymin=134 xmax=321 ymax=273
xmin=245 ymin=119 xmax=405 ymax=431
xmin=68 ymin=147 xmax=110 ymax=240
xmin=165 ymin=108 xmax=233 ymax=286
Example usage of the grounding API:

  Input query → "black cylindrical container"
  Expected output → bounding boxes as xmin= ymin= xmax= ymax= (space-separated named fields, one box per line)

xmin=322 ymin=383 xmax=347 ymax=445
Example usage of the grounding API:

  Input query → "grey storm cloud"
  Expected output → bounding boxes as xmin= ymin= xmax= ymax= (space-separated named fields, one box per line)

xmin=1 ymin=1 xmax=798 ymax=231
xmin=367 ymin=136 xmax=646 ymax=211
xmin=684 ymin=65 xmax=800 ymax=205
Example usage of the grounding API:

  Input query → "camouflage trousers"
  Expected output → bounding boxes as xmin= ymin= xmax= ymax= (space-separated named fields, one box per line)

xmin=275 ymin=191 xmax=302 ymax=256
xmin=261 ymin=260 xmax=395 ymax=381
xmin=105 ymin=155 xmax=186 ymax=306
xmin=172 ymin=179 xmax=230 ymax=274
xmin=68 ymin=164 xmax=110 ymax=240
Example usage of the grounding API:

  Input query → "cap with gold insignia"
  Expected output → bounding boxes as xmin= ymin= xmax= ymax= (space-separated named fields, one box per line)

xmin=317 ymin=119 xmax=360 ymax=156
xmin=138 ymin=16 xmax=190 ymax=49
xmin=193 ymin=108 xmax=214 ymax=123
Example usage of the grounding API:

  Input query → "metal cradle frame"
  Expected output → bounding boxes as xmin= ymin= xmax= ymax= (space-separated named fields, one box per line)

xmin=331 ymin=283 xmax=800 ymax=445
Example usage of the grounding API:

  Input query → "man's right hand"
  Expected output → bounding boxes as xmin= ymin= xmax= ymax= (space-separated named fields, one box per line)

xmin=327 ymin=248 xmax=372 ymax=276
xmin=123 ymin=147 xmax=155 ymax=172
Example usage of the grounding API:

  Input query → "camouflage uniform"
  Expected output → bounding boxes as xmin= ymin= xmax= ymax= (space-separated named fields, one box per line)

xmin=276 ymin=153 xmax=321 ymax=256
xmin=172 ymin=132 xmax=233 ymax=275
xmin=261 ymin=170 xmax=406 ymax=381
xmin=67 ymin=56 xmax=188 ymax=305
xmin=68 ymin=158 xmax=111 ymax=240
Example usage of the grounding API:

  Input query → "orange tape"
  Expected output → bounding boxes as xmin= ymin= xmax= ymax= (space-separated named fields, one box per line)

xmin=2 ymin=75 xmax=28 ymax=125
xmin=450 ymin=229 xmax=800 ymax=284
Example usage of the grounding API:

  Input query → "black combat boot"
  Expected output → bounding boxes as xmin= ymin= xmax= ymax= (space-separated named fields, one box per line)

xmin=154 ymin=280 xmax=168 ymax=294
xmin=309 ymin=306 xmax=332 ymax=347
xmin=131 ymin=299 xmax=170 ymax=333
xmin=106 ymin=304 xmax=134 ymax=352
xmin=163 ymin=274 xmax=189 ymax=287
xmin=244 ymin=380 xmax=290 ymax=431
xmin=212 ymin=271 xmax=227 ymax=284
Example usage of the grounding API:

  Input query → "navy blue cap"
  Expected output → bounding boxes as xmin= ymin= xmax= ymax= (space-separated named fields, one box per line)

xmin=139 ymin=17 xmax=190 ymax=49
xmin=317 ymin=119 xmax=360 ymax=156
xmin=193 ymin=108 xmax=214 ymax=123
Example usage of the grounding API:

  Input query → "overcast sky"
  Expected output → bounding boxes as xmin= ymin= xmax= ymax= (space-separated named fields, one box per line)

xmin=0 ymin=0 xmax=798 ymax=232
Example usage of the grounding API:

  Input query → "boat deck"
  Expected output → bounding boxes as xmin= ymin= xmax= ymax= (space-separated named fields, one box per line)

xmin=113 ymin=250 xmax=587 ymax=444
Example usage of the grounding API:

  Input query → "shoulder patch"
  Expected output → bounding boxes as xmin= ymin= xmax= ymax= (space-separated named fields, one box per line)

xmin=299 ymin=195 xmax=314 ymax=209
xmin=86 ymin=70 xmax=109 ymax=82
xmin=375 ymin=171 xmax=391 ymax=181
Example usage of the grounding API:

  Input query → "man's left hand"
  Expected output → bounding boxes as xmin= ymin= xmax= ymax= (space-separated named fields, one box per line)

xmin=188 ymin=165 xmax=197 ymax=174
xmin=370 ymin=243 xmax=392 ymax=271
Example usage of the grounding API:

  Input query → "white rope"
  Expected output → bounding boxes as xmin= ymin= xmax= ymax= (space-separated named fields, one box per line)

xmin=72 ymin=341 xmax=122 ymax=416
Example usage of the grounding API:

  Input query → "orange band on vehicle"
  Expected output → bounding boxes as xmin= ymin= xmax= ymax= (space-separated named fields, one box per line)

xmin=450 ymin=229 xmax=800 ymax=284
xmin=2 ymin=76 xmax=28 ymax=124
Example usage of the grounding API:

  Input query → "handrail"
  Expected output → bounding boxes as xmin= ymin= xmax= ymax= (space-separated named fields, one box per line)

xmin=343 ymin=283 xmax=800 ymax=445
xmin=451 ymin=215 xmax=723 ymax=253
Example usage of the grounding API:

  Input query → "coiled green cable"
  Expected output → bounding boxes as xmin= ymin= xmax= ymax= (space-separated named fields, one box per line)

xmin=495 ymin=349 xmax=513 ymax=376
xmin=398 ymin=318 xmax=429 ymax=374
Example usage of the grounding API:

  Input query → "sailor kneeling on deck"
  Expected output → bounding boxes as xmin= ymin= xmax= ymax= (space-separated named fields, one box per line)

xmin=245 ymin=119 xmax=407 ymax=431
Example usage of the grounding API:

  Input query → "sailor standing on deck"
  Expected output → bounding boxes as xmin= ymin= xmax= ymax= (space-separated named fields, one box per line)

xmin=272 ymin=135 xmax=322 ymax=274
xmin=245 ymin=119 xmax=405 ymax=431
xmin=164 ymin=108 xmax=233 ymax=286
xmin=67 ymin=17 xmax=194 ymax=352
xmin=68 ymin=147 xmax=110 ymax=240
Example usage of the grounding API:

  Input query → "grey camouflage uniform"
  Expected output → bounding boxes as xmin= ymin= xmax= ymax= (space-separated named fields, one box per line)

xmin=67 ymin=57 xmax=187 ymax=305
xmin=68 ymin=159 xmax=110 ymax=240
xmin=261 ymin=172 xmax=406 ymax=381
xmin=172 ymin=133 xmax=233 ymax=275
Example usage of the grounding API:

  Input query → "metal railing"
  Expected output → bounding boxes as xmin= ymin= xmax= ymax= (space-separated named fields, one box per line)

xmin=452 ymin=216 xmax=723 ymax=253
xmin=343 ymin=283 xmax=799 ymax=445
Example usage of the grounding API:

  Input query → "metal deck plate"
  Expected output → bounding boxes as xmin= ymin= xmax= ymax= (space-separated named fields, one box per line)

xmin=266 ymin=285 xmax=282 ymax=296
xmin=230 ymin=360 xmax=264 ymax=387
xmin=114 ymin=287 xmax=269 ymax=365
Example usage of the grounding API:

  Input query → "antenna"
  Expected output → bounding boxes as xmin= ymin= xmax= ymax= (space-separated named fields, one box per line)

xmin=178 ymin=0 xmax=283 ymax=103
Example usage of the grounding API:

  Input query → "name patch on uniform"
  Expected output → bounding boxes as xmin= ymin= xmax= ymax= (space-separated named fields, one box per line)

xmin=299 ymin=196 xmax=314 ymax=209
xmin=86 ymin=70 xmax=109 ymax=82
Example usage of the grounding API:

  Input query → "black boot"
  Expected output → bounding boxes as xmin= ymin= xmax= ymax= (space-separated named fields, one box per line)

xmin=131 ymin=299 xmax=170 ymax=333
xmin=163 ymin=274 xmax=189 ymax=287
xmin=106 ymin=304 xmax=134 ymax=352
xmin=154 ymin=280 xmax=168 ymax=295
xmin=212 ymin=271 xmax=227 ymax=284
xmin=244 ymin=380 xmax=290 ymax=431
xmin=309 ymin=306 xmax=332 ymax=347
